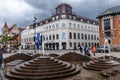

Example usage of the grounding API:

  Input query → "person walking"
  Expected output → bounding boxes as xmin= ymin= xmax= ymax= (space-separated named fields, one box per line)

xmin=0 ymin=45 xmax=5 ymax=80
xmin=92 ymin=46 xmax=96 ymax=57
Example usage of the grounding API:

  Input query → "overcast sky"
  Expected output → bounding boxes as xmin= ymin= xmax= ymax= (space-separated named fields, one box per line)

xmin=0 ymin=0 xmax=120 ymax=34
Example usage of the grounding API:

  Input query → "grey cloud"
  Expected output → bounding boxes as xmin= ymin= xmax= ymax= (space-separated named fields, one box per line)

xmin=1 ymin=0 xmax=120 ymax=30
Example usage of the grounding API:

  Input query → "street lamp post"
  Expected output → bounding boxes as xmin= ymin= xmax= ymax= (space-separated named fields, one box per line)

xmin=33 ymin=16 xmax=37 ymax=54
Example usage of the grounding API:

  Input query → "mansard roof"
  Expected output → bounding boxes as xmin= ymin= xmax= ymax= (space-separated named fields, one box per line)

xmin=30 ymin=3 xmax=98 ymax=28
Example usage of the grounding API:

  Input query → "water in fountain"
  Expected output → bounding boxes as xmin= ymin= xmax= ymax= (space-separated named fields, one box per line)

xmin=104 ymin=38 xmax=111 ymax=60
xmin=18 ymin=46 xmax=21 ymax=53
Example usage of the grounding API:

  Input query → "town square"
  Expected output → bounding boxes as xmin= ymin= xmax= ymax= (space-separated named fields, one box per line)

xmin=0 ymin=0 xmax=120 ymax=80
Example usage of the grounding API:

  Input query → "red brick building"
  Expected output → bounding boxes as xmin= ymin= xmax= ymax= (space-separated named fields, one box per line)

xmin=97 ymin=6 xmax=120 ymax=47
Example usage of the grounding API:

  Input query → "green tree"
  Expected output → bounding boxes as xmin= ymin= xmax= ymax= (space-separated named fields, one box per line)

xmin=0 ymin=34 xmax=12 ymax=44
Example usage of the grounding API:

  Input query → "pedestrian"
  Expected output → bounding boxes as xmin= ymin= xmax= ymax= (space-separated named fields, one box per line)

xmin=92 ymin=45 xmax=96 ymax=57
xmin=0 ymin=45 xmax=5 ymax=80
xmin=84 ymin=45 xmax=88 ymax=56
xmin=79 ymin=45 xmax=83 ymax=54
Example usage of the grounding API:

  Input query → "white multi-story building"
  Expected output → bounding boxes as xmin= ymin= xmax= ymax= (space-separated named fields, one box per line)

xmin=21 ymin=3 xmax=99 ymax=50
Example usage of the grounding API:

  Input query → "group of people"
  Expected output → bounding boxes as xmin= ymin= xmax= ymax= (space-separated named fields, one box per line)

xmin=79 ymin=44 xmax=97 ymax=57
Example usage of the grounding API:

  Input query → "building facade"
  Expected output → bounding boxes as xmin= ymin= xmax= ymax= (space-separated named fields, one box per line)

xmin=97 ymin=6 xmax=120 ymax=47
xmin=21 ymin=3 xmax=99 ymax=50
xmin=2 ymin=22 xmax=24 ymax=48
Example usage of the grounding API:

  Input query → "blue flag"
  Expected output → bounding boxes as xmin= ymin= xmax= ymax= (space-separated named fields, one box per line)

xmin=35 ymin=33 xmax=41 ymax=49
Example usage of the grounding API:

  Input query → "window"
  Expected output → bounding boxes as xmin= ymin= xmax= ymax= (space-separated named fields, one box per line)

xmin=74 ymin=33 xmax=76 ymax=39
xmin=53 ymin=35 xmax=55 ymax=40
xmin=77 ymin=24 xmax=80 ymax=28
xmin=62 ymin=10 xmax=65 ymax=13
xmin=88 ymin=34 xmax=90 ymax=40
xmin=69 ymin=15 xmax=72 ymax=19
xmin=69 ymin=32 xmax=72 ymax=39
xmin=81 ymin=25 xmax=83 ymax=30
xmin=56 ymin=23 xmax=59 ymax=29
xmin=62 ymin=22 xmax=66 ymax=27
xmin=61 ymin=15 xmax=66 ymax=19
xmin=94 ymin=35 xmax=96 ymax=40
xmin=52 ymin=24 xmax=55 ymax=29
xmin=49 ymin=25 xmax=51 ymax=29
xmin=56 ymin=16 xmax=59 ymax=20
xmin=85 ymin=34 xmax=87 ymax=40
xmin=69 ymin=42 xmax=72 ymax=47
xmin=46 ymin=35 xmax=48 ymax=40
xmin=49 ymin=35 xmax=51 ymax=40
xmin=62 ymin=32 xmax=66 ymax=39
xmin=69 ymin=23 xmax=72 ymax=27
xmin=104 ymin=19 xmax=111 ymax=30
xmin=82 ymin=33 xmax=84 ymax=40
xmin=73 ymin=16 xmax=76 ymax=20
xmin=73 ymin=24 xmax=76 ymax=28
xmin=52 ymin=17 xmax=55 ymax=21
xmin=46 ymin=20 xmax=48 ymax=23
xmin=91 ymin=35 xmax=93 ymax=40
xmin=56 ymin=34 xmax=59 ymax=39
xmin=78 ymin=33 xmax=80 ymax=39
xmin=46 ymin=26 xmax=48 ymax=30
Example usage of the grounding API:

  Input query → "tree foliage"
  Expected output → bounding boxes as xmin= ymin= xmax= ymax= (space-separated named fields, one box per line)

xmin=0 ymin=34 xmax=13 ymax=44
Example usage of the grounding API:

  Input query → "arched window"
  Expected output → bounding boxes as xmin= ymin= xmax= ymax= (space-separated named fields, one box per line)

xmin=46 ymin=35 xmax=48 ymax=40
xmin=85 ymin=34 xmax=87 ymax=40
xmin=88 ymin=34 xmax=90 ymax=40
xmin=49 ymin=35 xmax=51 ymax=40
xmin=94 ymin=35 xmax=96 ymax=40
xmin=74 ymin=33 xmax=76 ymax=39
xmin=82 ymin=33 xmax=84 ymax=40
xmin=69 ymin=32 xmax=72 ymax=39
xmin=53 ymin=35 xmax=55 ymax=40
xmin=78 ymin=33 xmax=80 ymax=39
xmin=91 ymin=35 xmax=93 ymax=40
xmin=56 ymin=34 xmax=59 ymax=39
xmin=43 ymin=35 xmax=45 ymax=40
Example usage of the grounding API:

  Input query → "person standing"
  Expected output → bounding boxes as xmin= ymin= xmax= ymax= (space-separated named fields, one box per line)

xmin=79 ymin=45 xmax=83 ymax=54
xmin=0 ymin=45 xmax=5 ymax=80
xmin=84 ymin=45 xmax=88 ymax=56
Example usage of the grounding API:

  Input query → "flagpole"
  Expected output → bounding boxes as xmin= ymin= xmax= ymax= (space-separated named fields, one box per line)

xmin=42 ymin=42 xmax=44 ymax=56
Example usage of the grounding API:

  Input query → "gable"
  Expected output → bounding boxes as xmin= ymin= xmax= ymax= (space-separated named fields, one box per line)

xmin=101 ymin=10 xmax=112 ymax=16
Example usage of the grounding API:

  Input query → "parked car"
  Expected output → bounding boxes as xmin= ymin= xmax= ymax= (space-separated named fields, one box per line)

xmin=96 ymin=46 xmax=109 ymax=53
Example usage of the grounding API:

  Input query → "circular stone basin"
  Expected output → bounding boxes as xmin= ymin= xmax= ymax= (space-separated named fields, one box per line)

xmin=113 ymin=66 xmax=120 ymax=73
xmin=83 ymin=59 xmax=120 ymax=71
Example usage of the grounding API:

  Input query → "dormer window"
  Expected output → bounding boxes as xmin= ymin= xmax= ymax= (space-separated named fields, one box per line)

xmin=61 ymin=14 xmax=66 ymax=19
xmin=40 ymin=23 xmax=42 ymax=25
xmin=73 ymin=16 xmax=76 ymax=20
xmin=56 ymin=16 xmax=59 ymax=20
xmin=62 ymin=10 xmax=65 ymax=13
xmin=69 ymin=15 xmax=72 ymax=19
xmin=87 ymin=21 xmax=89 ymax=23
xmin=52 ymin=17 xmax=55 ymax=21
xmin=46 ymin=20 xmax=48 ymax=23
xmin=81 ymin=19 xmax=83 ymax=22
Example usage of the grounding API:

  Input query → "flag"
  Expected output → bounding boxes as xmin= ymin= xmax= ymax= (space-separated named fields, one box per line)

xmin=35 ymin=33 xmax=42 ymax=49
